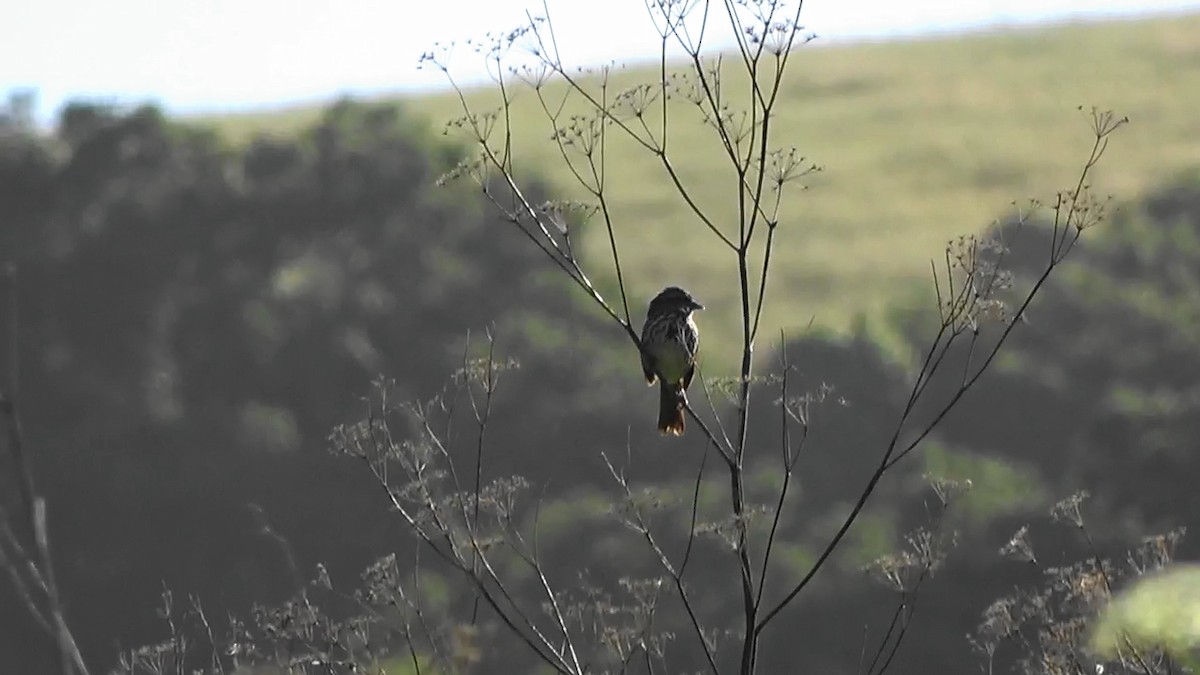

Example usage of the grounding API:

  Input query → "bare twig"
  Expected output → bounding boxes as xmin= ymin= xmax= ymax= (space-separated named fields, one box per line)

xmin=756 ymin=112 xmax=1126 ymax=634
xmin=0 ymin=263 xmax=92 ymax=675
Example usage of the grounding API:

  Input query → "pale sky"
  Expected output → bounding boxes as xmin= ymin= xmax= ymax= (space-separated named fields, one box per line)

xmin=3 ymin=0 xmax=1199 ymax=121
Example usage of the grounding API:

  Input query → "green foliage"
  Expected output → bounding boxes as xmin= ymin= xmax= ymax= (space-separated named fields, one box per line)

xmin=767 ymin=542 xmax=815 ymax=587
xmin=936 ymin=173 xmax=1200 ymax=527
xmin=845 ymin=511 xmax=899 ymax=567
xmin=876 ymin=173 xmax=1200 ymax=673
xmin=921 ymin=442 xmax=1047 ymax=523
xmin=1090 ymin=564 xmax=1200 ymax=669
xmin=3 ymin=17 xmax=1200 ymax=673
xmin=206 ymin=14 xmax=1200 ymax=368
xmin=371 ymin=655 xmax=439 ymax=675
xmin=0 ymin=95 xmax=610 ymax=671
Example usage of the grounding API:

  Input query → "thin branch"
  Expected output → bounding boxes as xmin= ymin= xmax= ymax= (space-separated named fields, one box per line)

xmin=510 ymin=496 xmax=584 ymax=673
xmin=694 ymin=369 xmax=736 ymax=459
xmin=0 ymin=264 xmax=92 ymax=675
xmin=754 ymin=334 xmax=805 ymax=611
xmin=0 ymin=521 xmax=52 ymax=633
xmin=601 ymin=451 xmax=721 ymax=675
xmin=756 ymin=114 xmax=1124 ymax=634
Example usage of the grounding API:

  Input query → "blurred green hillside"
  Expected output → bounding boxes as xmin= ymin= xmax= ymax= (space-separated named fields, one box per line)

xmin=202 ymin=13 xmax=1200 ymax=369
xmin=5 ymin=12 xmax=1200 ymax=675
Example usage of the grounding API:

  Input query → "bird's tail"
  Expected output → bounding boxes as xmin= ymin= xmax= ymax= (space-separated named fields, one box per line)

xmin=658 ymin=381 xmax=686 ymax=436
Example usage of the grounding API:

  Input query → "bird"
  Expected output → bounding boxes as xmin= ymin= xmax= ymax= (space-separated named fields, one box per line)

xmin=639 ymin=286 xmax=703 ymax=435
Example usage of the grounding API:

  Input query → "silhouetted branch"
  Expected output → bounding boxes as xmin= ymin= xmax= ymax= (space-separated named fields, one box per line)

xmin=0 ymin=263 xmax=92 ymax=675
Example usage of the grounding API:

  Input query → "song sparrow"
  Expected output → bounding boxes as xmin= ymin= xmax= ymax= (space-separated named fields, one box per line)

xmin=639 ymin=286 xmax=703 ymax=435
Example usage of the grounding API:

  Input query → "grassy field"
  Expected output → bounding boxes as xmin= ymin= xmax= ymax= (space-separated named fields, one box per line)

xmin=203 ymin=12 xmax=1200 ymax=373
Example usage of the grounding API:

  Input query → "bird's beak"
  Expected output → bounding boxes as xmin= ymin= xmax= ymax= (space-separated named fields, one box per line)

xmin=693 ymin=301 xmax=705 ymax=311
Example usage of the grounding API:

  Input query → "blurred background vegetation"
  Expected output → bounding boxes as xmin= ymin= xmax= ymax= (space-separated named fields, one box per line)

xmin=1 ymin=10 xmax=1198 ymax=674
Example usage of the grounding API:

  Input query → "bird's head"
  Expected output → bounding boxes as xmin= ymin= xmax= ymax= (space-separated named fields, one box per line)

xmin=648 ymin=286 xmax=704 ymax=316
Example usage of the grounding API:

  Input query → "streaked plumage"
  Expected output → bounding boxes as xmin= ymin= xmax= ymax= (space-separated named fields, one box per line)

xmin=639 ymin=286 xmax=703 ymax=435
